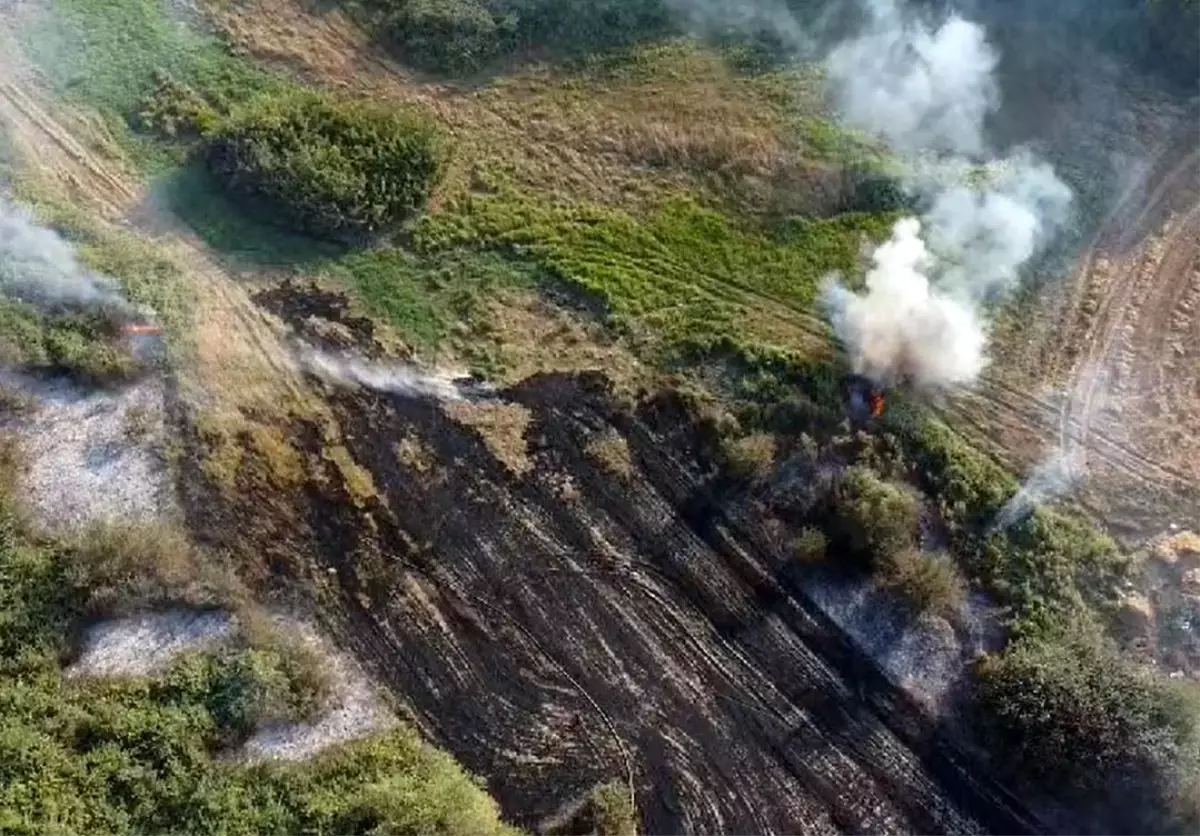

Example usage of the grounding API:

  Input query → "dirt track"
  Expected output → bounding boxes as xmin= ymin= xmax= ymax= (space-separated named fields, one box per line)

xmin=943 ymin=122 xmax=1200 ymax=537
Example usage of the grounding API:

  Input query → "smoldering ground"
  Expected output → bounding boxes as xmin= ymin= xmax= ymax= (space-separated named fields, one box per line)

xmin=0 ymin=194 xmax=133 ymax=316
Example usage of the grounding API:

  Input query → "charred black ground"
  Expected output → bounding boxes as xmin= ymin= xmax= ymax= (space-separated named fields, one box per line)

xmin=172 ymin=284 xmax=1045 ymax=834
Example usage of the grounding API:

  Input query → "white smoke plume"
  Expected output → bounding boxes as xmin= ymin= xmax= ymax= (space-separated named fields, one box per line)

xmin=824 ymin=217 xmax=984 ymax=387
xmin=822 ymin=0 xmax=1072 ymax=390
xmin=303 ymin=350 xmax=491 ymax=403
xmin=825 ymin=0 xmax=997 ymax=156
xmin=991 ymin=446 xmax=1084 ymax=531
xmin=0 ymin=195 xmax=130 ymax=313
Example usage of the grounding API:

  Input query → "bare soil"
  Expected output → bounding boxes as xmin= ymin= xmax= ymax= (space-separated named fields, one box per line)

xmin=942 ymin=114 xmax=1200 ymax=541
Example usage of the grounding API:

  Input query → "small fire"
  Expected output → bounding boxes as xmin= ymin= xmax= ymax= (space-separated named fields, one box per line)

xmin=869 ymin=392 xmax=886 ymax=418
xmin=121 ymin=323 xmax=162 ymax=337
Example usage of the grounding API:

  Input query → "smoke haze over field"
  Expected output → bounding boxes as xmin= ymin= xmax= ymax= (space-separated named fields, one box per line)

xmin=820 ymin=0 xmax=1072 ymax=389
xmin=0 ymin=195 xmax=130 ymax=313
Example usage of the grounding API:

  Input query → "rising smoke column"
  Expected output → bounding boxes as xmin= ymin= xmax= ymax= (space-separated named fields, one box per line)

xmin=821 ymin=0 xmax=1072 ymax=390
xmin=0 ymin=195 xmax=131 ymax=314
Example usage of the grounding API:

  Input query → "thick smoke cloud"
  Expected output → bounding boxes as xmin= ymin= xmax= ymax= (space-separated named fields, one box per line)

xmin=821 ymin=0 xmax=1072 ymax=390
xmin=825 ymin=0 xmax=997 ymax=156
xmin=824 ymin=217 xmax=984 ymax=387
xmin=0 ymin=195 xmax=130 ymax=313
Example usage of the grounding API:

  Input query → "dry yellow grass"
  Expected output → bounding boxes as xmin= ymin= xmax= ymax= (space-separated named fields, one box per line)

xmin=202 ymin=0 xmax=835 ymax=217
xmin=585 ymin=428 xmax=634 ymax=480
xmin=394 ymin=433 xmax=438 ymax=475
xmin=324 ymin=444 xmax=380 ymax=508
xmin=444 ymin=400 xmax=533 ymax=476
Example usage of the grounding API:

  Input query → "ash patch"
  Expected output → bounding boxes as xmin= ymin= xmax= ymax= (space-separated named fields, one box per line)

xmin=67 ymin=609 xmax=236 ymax=678
xmin=238 ymin=620 xmax=396 ymax=764
xmin=801 ymin=570 xmax=1004 ymax=712
xmin=0 ymin=370 xmax=176 ymax=530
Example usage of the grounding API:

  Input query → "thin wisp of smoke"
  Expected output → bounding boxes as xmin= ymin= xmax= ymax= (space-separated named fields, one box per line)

xmin=991 ymin=446 xmax=1084 ymax=530
xmin=821 ymin=0 xmax=1072 ymax=391
xmin=302 ymin=349 xmax=492 ymax=403
xmin=0 ymin=195 xmax=132 ymax=315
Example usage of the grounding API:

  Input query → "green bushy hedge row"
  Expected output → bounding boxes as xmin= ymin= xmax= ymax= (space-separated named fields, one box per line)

xmin=204 ymin=91 xmax=447 ymax=240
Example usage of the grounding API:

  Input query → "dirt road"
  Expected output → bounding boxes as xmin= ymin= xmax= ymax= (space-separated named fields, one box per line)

xmin=943 ymin=123 xmax=1200 ymax=537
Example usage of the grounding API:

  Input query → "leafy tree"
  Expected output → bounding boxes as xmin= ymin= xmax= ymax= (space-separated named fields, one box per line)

xmin=977 ymin=629 xmax=1200 ymax=832
xmin=206 ymin=91 xmax=447 ymax=240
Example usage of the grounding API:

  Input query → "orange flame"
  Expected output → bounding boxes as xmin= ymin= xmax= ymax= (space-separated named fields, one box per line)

xmin=869 ymin=392 xmax=886 ymax=418
xmin=121 ymin=323 xmax=162 ymax=337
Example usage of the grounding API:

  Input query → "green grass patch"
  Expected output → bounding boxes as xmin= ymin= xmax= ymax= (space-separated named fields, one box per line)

xmin=324 ymin=248 xmax=539 ymax=352
xmin=155 ymin=164 xmax=347 ymax=268
xmin=416 ymin=192 xmax=893 ymax=354
xmin=25 ymin=0 xmax=279 ymax=170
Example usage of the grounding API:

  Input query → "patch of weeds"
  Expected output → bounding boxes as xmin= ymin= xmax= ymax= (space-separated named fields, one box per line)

xmin=792 ymin=527 xmax=828 ymax=564
xmin=394 ymin=434 xmax=437 ymax=475
xmin=878 ymin=548 xmax=966 ymax=621
xmin=26 ymin=0 xmax=278 ymax=170
xmin=719 ymin=432 xmax=777 ymax=483
xmin=322 ymin=248 xmax=538 ymax=352
xmin=324 ymin=444 xmax=380 ymax=509
xmin=123 ymin=403 xmax=154 ymax=441
xmin=0 ymin=299 xmax=139 ymax=386
xmin=585 ymin=428 xmax=633 ymax=480
xmin=417 ymin=193 xmax=892 ymax=358
xmin=64 ymin=519 xmax=238 ymax=617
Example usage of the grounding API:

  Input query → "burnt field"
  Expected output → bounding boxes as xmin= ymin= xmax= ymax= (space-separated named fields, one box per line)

xmin=179 ymin=285 xmax=1041 ymax=834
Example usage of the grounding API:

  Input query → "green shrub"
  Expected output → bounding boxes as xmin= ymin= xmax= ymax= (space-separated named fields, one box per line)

xmin=720 ymin=432 xmax=776 ymax=482
xmin=381 ymin=0 xmax=507 ymax=74
xmin=133 ymin=72 xmax=220 ymax=141
xmin=792 ymin=527 xmax=828 ymax=564
xmin=879 ymin=548 xmax=966 ymax=620
xmin=832 ymin=466 xmax=920 ymax=567
xmin=976 ymin=629 xmax=1200 ymax=832
xmin=206 ymin=91 xmax=447 ymax=239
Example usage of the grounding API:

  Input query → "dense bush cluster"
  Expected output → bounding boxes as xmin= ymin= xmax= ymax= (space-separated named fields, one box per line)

xmin=205 ymin=91 xmax=447 ymax=239
xmin=356 ymin=0 xmax=673 ymax=73
xmin=976 ymin=629 xmax=1200 ymax=832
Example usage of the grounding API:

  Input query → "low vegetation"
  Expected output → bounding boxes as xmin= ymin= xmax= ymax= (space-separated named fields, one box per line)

xmin=878 ymin=548 xmax=966 ymax=621
xmin=350 ymin=0 xmax=673 ymax=74
xmin=0 ymin=438 xmax=513 ymax=835
xmin=976 ymin=627 xmax=1200 ymax=832
xmin=0 ymin=300 xmax=139 ymax=386
xmin=13 ymin=0 xmax=1199 ymax=829
xmin=206 ymin=91 xmax=447 ymax=240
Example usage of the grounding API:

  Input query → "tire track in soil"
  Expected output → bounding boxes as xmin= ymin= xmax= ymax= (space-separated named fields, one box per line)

xmin=262 ymin=371 xmax=1046 ymax=835
xmin=948 ymin=142 xmax=1200 ymax=503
